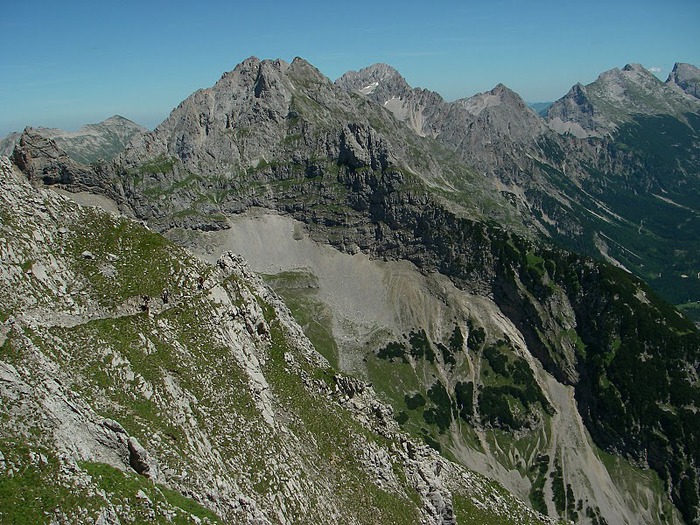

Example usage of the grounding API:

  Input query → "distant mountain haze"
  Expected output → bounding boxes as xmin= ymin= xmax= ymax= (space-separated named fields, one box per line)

xmin=0 ymin=115 xmax=147 ymax=164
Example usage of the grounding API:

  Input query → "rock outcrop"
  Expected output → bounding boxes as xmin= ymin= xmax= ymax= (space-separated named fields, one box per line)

xmin=667 ymin=62 xmax=700 ymax=99
xmin=0 ymin=115 xmax=146 ymax=164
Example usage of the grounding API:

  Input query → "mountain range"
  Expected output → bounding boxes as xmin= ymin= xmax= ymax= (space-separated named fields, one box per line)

xmin=0 ymin=115 xmax=146 ymax=165
xmin=2 ymin=57 xmax=699 ymax=525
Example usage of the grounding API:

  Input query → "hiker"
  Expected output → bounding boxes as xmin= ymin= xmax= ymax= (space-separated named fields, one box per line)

xmin=141 ymin=295 xmax=150 ymax=313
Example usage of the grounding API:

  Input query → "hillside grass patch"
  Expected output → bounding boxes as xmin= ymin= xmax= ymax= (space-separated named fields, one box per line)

xmin=261 ymin=301 xmax=422 ymax=524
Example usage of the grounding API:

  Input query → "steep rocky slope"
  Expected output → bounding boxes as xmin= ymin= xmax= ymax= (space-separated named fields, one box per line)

xmin=541 ymin=63 xmax=700 ymax=311
xmin=340 ymin=62 xmax=700 ymax=311
xmin=0 ymin=154 xmax=561 ymax=524
xmin=7 ymin=56 xmax=700 ymax=524
xmin=183 ymin=211 xmax=689 ymax=525
xmin=546 ymin=63 xmax=700 ymax=138
xmin=0 ymin=115 xmax=146 ymax=164
xmin=668 ymin=63 xmax=700 ymax=99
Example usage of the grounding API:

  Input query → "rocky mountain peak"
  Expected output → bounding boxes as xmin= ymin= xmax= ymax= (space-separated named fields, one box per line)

xmin=335 ymin=63 xmax=453 ymax=139
xmin=451 ymin=83 xmax=547 ymax=148
xmin=595 ymin=63 xmax=660 ymax=89
xmin=0 ymin=116 xmax=147 ymax=165
xmin=253 ymin=59 xmax=292 ymax=98
xmin=564 ymin=83 xmax=593 ymax=109
xmin=546 ymin=61 xmax=700 ymax=137
xmin=667 ymin=62 xmax=700 ymax=99
xmin=545 ymin=83 xmax=597 ymax=138
xmin=129 ymin=56 xmax=313 ymax=173
xmin=287 ymin=57 xmax=336 ymax=92
xmin=458 ymin=83 xmax=531 ymax=116
xmin=570 ymin=82 xmax=587 ymax=97
xmin=622 ymin=62 xmax=648 ymax=73
xmin=289 ymin=56 xmax=326 ymax=79
xmin=335 ymin=62 xmax=413 ymax=101
xmin=101 ymin=114 xmax=141 ymax=126
xmin=213 ymin=56 xmax=293 ymax=96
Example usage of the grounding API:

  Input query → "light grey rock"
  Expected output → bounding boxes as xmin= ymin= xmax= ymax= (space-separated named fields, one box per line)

xmin=95 ymin=507 xmax=121 ymax=525
xmin=667 ymin=62 xmax=700 ymax=99
xmin=1 ymin=116 xmax=146 ymax=165
xmin=546 ymin=62 xmax=700 ymax=136
xmin=0 ymin=132 xmax=21 ymax=157
xmin=102 ymin=418 xmax=127 ymax=435
xmin=333 ymin=374 xmax=366 ymax=398
xmin=127 ymin=436 xmax=158 ymax=480
xmin=336 ymin=63 xmax=449 ymax=138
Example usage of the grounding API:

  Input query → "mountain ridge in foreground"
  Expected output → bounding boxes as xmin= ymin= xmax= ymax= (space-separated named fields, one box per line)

xmin=0 ymin=155 xmax=559 ymax=524
xmin=4 ymin=56 xmax=700 ymax=524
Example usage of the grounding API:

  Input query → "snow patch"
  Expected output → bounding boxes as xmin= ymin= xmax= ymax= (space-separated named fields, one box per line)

xmin=359 ymin=81 xmax=379 ymax=95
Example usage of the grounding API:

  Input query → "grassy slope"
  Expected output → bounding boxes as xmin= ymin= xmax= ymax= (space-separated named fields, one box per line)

xmin=0 ymin=168 xmax=555 ymax=524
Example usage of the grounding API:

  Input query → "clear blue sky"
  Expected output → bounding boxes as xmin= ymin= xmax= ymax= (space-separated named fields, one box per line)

xmin=1 ymin=0 xmax=698 ymax=136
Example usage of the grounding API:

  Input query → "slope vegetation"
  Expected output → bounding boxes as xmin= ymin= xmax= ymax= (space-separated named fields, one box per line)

xmin=0 ymin=156 xmax=558 ymax=524
xmin=8 ymin=56 xmax=700 ymax=524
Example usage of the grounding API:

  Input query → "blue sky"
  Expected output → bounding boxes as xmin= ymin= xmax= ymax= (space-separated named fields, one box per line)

xmin=1 ymin=0 xmax=698 ymax=136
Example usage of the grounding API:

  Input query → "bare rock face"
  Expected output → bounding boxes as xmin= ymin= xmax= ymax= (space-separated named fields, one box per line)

xmin=1 ymin=115 xmax=146 ymax=164
xmin=667 ymin=62 xmax=700 ymax=99
xmin=12 ymin=130 xmax=81 ymax=185
xmin=127 ymin=436 xmax=158 ymax=479
xmin=546 ymin=63 xmax=700 ymax=136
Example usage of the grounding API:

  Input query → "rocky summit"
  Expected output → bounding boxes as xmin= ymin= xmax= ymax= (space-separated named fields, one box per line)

xmin=546 ymin=63 xmax=700 ymax=137
xmin=667 ymin=62 xmax=700 ymax=99
xmin=2 ymin=56 xmax=700 ymax=525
